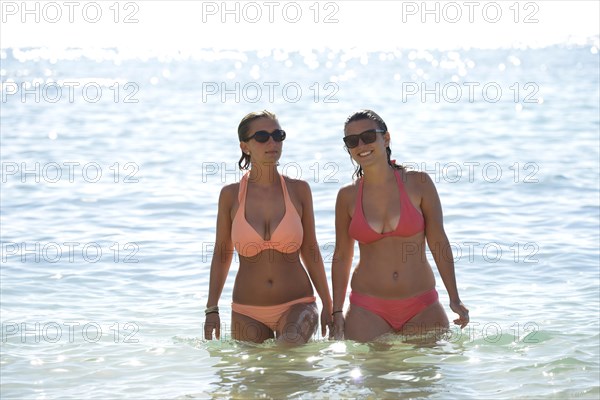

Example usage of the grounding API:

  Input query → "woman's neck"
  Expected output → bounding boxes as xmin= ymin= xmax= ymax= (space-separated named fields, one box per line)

xmin=362 ymin=161 xmax=396 ymax=184
xmin=248 ymin=163 xmax=279 ymax=185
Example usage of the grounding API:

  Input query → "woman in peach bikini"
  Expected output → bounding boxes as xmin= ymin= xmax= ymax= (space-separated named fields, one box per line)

xmin=331 ymin=109 xmax=469 ymax=342
xmin=204 ymin=110 xmax=332 ymax=344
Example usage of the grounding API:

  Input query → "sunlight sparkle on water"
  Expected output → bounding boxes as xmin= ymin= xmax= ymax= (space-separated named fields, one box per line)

xmin=329 ymin=342 xmax=347 ymax=354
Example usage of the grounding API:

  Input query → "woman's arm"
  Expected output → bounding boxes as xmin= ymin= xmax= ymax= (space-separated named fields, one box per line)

xmin=204 ymin=185 xmax=236 ymax=340
xmin=297 ymin=180 xmax=333 ymax=337
xmin=418 ymin=172 xmax=469 ymax=328
xmin=331 ymin=187 xmax=356 ymax=339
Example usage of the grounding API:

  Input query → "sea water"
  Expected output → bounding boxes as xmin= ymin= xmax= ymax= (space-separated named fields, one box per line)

xmin=1 ymin=43 xmax=599 ymax=399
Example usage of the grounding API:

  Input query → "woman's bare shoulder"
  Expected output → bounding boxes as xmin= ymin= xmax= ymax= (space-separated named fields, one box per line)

xmin=283 ymin=175 xmax=312 ymax=198
xmin=337 ymin=180 xmax=359 ymax=203
xmin=403 ymin=169 xmax=436 ymax=191
xmin=218 ymin=182 xmax=239 ymax=204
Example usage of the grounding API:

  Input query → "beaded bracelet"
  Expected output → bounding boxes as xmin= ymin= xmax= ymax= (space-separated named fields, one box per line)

xmin=205 ymin=305 xmax=219 ymax=315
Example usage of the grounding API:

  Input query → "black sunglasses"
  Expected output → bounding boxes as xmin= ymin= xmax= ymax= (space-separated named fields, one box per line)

xmin=244 ymin=129 xmax=286 ymax=143
xmin=343 ymin=129 xmax=385 ymax=149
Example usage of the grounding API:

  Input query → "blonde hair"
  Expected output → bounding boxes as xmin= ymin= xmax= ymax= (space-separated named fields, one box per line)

xmin=237 ymin=110 xmax=279 ymax=170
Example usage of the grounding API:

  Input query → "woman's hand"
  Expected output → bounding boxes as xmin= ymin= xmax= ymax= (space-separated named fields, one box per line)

xmin=321 ymin=304 xmax=333 ymax=338
xmin=450 ymin=300 xmax=469 ymax=328
xmin=204 ymin=313 xmax=221 ymax=340
xmin=332 ymin=312 xmax=345 ymax=340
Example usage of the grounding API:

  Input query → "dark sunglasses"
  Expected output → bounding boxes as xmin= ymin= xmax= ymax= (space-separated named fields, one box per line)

xmin=244 ymin=129 xmax=286 ymax=143
xmin=343 ymin=129 xmax=385 ymax=149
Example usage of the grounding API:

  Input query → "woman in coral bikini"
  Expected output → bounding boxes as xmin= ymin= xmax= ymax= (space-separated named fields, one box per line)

xmin=204 ymin=110 xmax=333 ymax=344
xmin=331 ymin=109 xmax=469 ymax=342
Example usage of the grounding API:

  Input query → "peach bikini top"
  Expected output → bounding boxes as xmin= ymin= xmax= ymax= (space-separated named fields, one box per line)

xmin=231 ymin=173 xmax=303 ymax=257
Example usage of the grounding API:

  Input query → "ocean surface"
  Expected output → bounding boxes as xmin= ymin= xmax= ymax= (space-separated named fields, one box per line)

xmin=1 ymin=43 xmax=599 ymax=399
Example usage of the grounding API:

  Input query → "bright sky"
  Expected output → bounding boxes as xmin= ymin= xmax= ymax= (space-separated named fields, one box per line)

xmin=1 ymin=1 xmax=598 ymax=52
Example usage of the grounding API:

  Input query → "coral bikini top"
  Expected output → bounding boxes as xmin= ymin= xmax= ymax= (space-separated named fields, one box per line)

xmin=349 ymin=169 xmax=425 ymax=244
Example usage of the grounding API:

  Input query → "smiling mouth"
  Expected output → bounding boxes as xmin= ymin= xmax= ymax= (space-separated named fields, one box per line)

xmin=358 ymin=150 xmax=373 ymax=157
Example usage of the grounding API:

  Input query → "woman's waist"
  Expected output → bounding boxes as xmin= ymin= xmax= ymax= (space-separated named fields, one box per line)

xmin=236 ymin=255 xmax=306 ymax=276
xmin=354 ymin=255 xmax=432 ymax=274
xmin=350 ymin=281 xmax=436 ymax=300
xmin=351 ymin=261 xmax=435 ymax=298
xmin=232 ymin=284 xmax=314 ymax=306
xmin=237 ymin=249 xmax=301 ymax=265
xmin=233 ymin=265 xmax=313 ymax=305
xmin=357 ymin=241 xmax=427 ymax=261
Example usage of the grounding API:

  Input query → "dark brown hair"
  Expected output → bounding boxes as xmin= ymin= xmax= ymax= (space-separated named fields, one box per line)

xmin=344 ymin=109 xmax=403 ymax=179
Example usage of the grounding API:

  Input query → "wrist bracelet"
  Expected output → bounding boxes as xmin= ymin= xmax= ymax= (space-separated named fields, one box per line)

xmin=332 ymin=310 xmax=343 ymax=315
xmin=205 ymin=305 xmax=219 ymax=315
